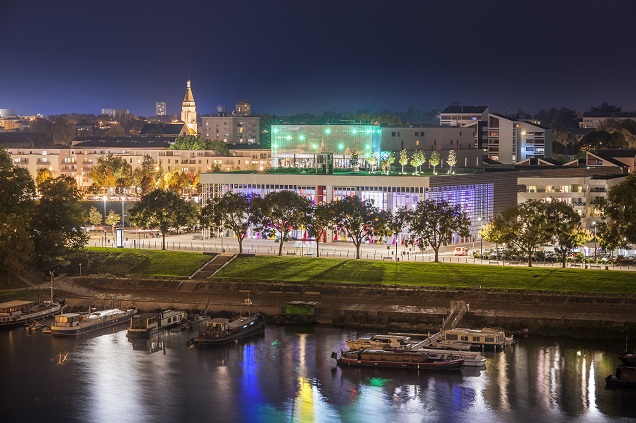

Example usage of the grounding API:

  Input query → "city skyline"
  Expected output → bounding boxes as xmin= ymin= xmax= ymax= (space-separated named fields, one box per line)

xmin=1 ymin=0 xmax=635 ymax=117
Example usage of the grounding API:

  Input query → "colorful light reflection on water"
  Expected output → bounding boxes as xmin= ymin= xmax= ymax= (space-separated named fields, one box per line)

xmin=1 ymin=325 xmax=635 ymax=422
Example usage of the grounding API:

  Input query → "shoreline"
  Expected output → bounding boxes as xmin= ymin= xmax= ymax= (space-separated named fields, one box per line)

xmin=50 ymin=276 xmax=636 ymax=340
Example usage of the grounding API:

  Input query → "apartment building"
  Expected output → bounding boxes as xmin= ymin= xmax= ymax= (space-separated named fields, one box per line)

xmin=7 ymin=140 xmax=271 ymax=189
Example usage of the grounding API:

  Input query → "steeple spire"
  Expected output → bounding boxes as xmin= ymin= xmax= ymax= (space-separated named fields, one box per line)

xmin=181 ymin=78 xmax=197 ymax=134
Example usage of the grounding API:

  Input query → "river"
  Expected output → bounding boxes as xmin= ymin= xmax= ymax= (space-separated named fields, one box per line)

xmin=2 ymin=324 xmax=635 ymax=422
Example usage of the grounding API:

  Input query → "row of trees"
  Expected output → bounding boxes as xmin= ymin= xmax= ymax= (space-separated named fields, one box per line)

xmin=88 ymin=153 xmax=199 ymax=196
xmin=362 ymin=149 xmax=456 ymax=175
xmin=200 ymin=192 xmax=470 ymax=260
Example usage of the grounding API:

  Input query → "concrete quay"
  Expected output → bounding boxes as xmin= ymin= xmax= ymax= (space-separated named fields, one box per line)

xmin=59 ymin=276 xmax=636 ymax=340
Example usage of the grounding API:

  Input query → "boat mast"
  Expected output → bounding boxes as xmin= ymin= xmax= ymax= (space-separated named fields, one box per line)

xmin=49 ymin=271 xmax=54 ymax=302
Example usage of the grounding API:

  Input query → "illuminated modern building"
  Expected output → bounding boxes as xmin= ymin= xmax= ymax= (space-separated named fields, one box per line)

xmin=487 ymin=114 xmax=552 ymax=163
xmin=200 ymin=171 xmax=503 ymax=242
xmin=270 ymin=124 xmax=381 ymax=169
xmin=517 ymin=171 xmax=627 ymax=229
xmin=439 ymin=105 xmax=554 ymax=165
xmin=270 ymin=124 xmax=483 ymax=170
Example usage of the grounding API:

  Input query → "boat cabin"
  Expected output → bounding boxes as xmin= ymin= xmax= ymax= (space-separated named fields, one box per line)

xmin=130 ymin=313 xmax=161 ymax=330
xmin=441 ymin=327 xmax=507 ymax=349
xmin=347 ymin=334 xmax=413 ymax=350
xmin=206 ymin=318 xmax=231 ymax=332
xmin=53 ymin=313 xmax=83 ymax=328
xmin=0 ymin=300 xmax=33 ymax=321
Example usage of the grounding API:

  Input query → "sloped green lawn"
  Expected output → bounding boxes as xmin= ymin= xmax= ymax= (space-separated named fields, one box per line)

xmin=76 ymin=248 xmax=212 ymax=277
xmin=214 ymin=256 xmax=636 ymax=294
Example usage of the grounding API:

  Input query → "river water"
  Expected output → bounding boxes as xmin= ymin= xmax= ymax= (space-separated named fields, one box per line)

xmin=2 ymin=324 xmax=635 ymax=422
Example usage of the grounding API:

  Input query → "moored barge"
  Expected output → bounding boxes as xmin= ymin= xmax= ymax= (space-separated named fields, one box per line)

xmin=189 ymin=313 xmax=265 ymax=347
xmin=127 ymin=310 xmax=186 ymax=338
xmin=0 ymin=299 xmax=67 ymax=329
xmin=332 ymin=349 xmax=464 ymax=371
xmin=51 ymin=307 xmax=137 ymax=336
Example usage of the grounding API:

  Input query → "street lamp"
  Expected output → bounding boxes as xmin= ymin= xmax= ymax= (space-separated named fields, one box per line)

xmin=478 ymin=217 xmax=483 ymax=256
xmin=102 ymin=195 xmax=108 ymax=246
xmin=102 ymin=195 xmax=108 ymax=223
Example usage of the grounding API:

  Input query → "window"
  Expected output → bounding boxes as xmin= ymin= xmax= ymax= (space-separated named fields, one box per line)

xmin=391 ymin=132 xmax=396 ymax=137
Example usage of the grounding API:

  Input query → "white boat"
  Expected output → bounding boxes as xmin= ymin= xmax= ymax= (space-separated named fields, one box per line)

xmin=51 ymin=307 xmax=137 ymax=336
xmin=438 ymin=327 xmax=509 ymax=351
xmin=127 ymin=310 xmax=186 ymax=337
xmin=0 ymin=299 xmax=67 ymax=329
xmin=346 ymin=334 xmax=415 ymax=350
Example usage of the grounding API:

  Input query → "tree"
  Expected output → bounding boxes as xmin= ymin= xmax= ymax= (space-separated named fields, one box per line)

xmin=253 ymin=191 xmax=311 ymax=256
xmin=411 ymin=150 xmax=427 ymax=173
xmin=0 ymin=148 xmax=36 ymax=275
xmin=535 ymin=107 xmax=579 ymax=129
xmin=128 ymin=189 xmax=198 ymax=250
xmin=590 ymin=102 xmax=622 ymax=114
xmin=208 ymin=140 xmax=230 ymax=156
xmin=597 ymin=221 xmax=628 ymax=259
xmin=88 ymin=207 xmax=103 ymax=226
xmin=407 ymin=199 xmax=470 ymax=262
xmin=366 ymin=153 xmax=378 ymax=172
xmin=429 ymin=150 xmax=441 ymax=174
xmin=166 ymin=170 xmax=189 ymax=193
xmin=89 ymin=153 xmax=133 ymax=193
xmin=50 ymin=118 xmax=75 ymax=144
xmin=349 ymin=150 xmax=360 ymax=171
xmin=0 ymin=147 xmax=36 ymax=216
xmin=331 ymin=195 xmax=379 ymax=259
xmin=31 ymin=176 xmax=89 ymax=268
xmin=447 ymin=150 xmax=457 ymax=173
xmin=35 ymin=168 xmax=54 ymax=189
xmin=604 ymin=174 xmax=636 ymax=243
xmin=304 ymin=202 xmax=334 ymax=258
xmin=399 ymin=150 xmax=409 ymax=174
xmin=0 ymin=214 xmax=34 ymax=274
xmin=545 ymin=201 xmax=590 ymax=268
xmin=132 ymin=155 xmax=160 ymax=195
xmin=488 ymin=200 xmax=552 ymax=267
xmin=171 ymin=134 xmax=208 ymax=150
xmin=380 ymin=151 xmax=395 ymax=175
xmin=200 ymin=192 xmax=256 ymax=254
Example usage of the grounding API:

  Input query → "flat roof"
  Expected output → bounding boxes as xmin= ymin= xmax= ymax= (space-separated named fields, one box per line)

xmin=0 ymin=300 xmax=33 ymax=308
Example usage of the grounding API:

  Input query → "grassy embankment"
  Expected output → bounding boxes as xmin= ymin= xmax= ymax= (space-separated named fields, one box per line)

xmin=213 ymin=256 xmax=636 ymax=295
xmin=76 ymin=247 xmax=212 ymax=278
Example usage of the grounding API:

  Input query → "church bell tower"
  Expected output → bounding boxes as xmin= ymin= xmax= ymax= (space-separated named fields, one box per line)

xmin=181 ymin=79 xmax=197 ymax=134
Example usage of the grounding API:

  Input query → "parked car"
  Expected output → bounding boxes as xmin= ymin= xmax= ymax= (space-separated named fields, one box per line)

xmin=454 ymin=247 xmax=468 ymax=256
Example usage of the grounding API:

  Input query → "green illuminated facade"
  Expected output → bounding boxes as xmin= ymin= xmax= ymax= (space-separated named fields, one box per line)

xmin=271 ymin=124 xmax=381 ymax=168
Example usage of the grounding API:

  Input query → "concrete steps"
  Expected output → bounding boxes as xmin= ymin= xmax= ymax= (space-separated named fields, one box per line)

xmin=190 ymin=253 xmax=237 ymax=280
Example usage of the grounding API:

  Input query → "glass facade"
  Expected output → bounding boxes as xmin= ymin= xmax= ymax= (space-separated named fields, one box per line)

xmin=201 ymin=178 xmax=493 ymax=242
xmin=270 ymin=124 xmax=381 ymax=168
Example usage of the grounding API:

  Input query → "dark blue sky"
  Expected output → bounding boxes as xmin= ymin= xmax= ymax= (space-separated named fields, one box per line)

xmin=1 ymin=0 xmax=635 ymax=117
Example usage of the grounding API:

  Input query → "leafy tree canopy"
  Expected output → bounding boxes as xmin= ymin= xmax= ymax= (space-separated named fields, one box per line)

xmin=31 ymin=176 xmax=89 ymax=268
xmin=605 ymin=174 xmax=636 ymax=243
xmin=128 ymin=189 xmax=198 ymax=250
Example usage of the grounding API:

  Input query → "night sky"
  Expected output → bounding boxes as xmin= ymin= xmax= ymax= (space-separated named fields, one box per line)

xmin=1 ymin=0 xmax=635 ymax=117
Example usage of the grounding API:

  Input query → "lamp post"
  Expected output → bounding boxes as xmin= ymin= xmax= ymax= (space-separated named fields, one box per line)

xmin=478 ymin=217 xmax=483 ymax=256
xmin=102 ymin=196 xmax=108 ymax=222
xmin=102 ymin=195 xmax=107 ymax=246
xmin=121 ymin=195 xmax=126 ymax=247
